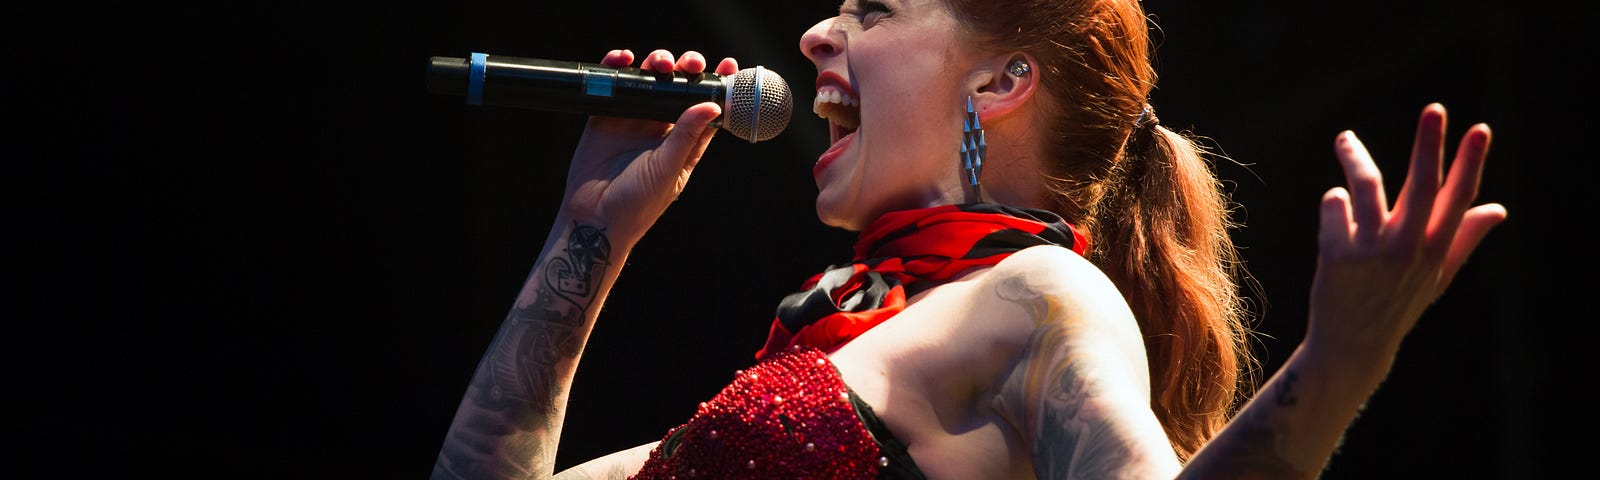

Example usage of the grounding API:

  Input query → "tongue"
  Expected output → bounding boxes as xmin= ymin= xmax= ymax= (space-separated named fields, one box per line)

xmin=824 ymin=128 xmax=856 ymax=155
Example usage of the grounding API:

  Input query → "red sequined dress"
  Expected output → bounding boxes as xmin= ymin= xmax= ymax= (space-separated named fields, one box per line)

xmin=627 ymin=346 xmax=926 ymax=480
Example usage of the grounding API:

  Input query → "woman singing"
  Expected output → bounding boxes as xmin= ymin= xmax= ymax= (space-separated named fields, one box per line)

xmin=431 ymin=0 xmax=1506 ymax=478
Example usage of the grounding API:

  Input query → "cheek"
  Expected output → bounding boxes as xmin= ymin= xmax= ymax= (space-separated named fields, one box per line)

xmin=858 ymin=53 xmax=961 ymax=140
xmin=861 ymin=83 xmax=959 ymax=171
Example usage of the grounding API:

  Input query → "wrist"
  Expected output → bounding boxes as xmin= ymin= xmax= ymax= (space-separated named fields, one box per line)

xmin=554 ymin=204 xmax=646 ymax=251
xmin=1294 ymin=334 xmax=1397 ymax=393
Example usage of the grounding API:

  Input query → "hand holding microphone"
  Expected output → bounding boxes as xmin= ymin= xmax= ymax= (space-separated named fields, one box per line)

xmin=433 ymin=49 xmax=775 ymax=242
xmin=427 ymin=49 xmax=793 ymax=143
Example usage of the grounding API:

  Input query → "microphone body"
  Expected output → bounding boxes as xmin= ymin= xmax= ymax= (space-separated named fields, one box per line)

xmin=427 ymin=53 xmax=793 ymax=143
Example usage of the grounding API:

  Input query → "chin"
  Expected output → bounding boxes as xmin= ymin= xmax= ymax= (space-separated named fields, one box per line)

xmin=813 ymin=190 xmax=871 ymax=232
xmin=814 ymin=198 xmax=858 ymax=232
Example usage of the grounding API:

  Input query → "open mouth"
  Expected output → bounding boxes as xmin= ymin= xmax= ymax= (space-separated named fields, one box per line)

xmin=814 ymin=84 xmax=860 ymax=144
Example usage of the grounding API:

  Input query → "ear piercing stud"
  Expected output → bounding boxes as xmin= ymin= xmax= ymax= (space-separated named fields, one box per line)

xmin=1008 ymin=60 xmax=1030 ymax=77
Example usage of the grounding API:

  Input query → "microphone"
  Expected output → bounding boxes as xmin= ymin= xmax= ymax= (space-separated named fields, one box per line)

xmin=427 ymin=52 xmax=794 ymax=143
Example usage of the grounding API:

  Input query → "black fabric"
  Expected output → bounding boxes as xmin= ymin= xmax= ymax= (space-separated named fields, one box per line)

xmin=848 ymin=389 xmax=928 ymax=480
xmin=758 ymin=203 xmax=1086 ymax=359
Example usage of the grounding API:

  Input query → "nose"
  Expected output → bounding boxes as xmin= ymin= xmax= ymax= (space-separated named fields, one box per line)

xmin=800 ymin=17 xmax=841 ymax=65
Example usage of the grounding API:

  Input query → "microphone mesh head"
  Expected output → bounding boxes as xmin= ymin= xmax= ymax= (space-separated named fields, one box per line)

xmin=726 ymin=66 xmax=793 ymax=143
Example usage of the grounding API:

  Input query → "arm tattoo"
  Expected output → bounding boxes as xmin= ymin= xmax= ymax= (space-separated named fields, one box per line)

xmin=997 ymin=277 xmax=1138 ymax=479
xmin=1035 ymin=357 xmax=1136 ymax=479
xmin=1177 ymin=370 xmax=1309 ymax=480
xmin=433 ymin=223 xmax=613 ymax=480
xmin=1276 ymin=370 xmax=1299 ymax=406
xmin=483 ymin=224 xmax=611 ymax=406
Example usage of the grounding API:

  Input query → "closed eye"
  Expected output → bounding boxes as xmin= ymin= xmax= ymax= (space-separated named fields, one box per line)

xmin=859 ymin=0 xmax=891 ymax=27
xmin=838 ymin=0 xmax=893 ymax=29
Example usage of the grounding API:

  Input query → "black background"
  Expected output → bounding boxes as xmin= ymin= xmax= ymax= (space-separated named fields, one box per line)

xmin=14 ymin=0 xmax=1596 ymax=478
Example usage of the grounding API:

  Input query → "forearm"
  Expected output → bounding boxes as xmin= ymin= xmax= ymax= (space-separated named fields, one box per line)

xmin=1177 ymin=341 xmax=1395 ymax=479
xmin=433 ymin=212 xmax=636 ymax=480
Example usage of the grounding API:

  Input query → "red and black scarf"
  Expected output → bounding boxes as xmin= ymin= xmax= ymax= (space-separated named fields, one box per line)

xmin=757 ymin=203 xmax=1088 ymax=359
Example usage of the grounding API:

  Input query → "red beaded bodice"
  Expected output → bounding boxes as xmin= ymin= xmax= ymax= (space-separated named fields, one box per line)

xmin=628 ymin=346 xmax=899 ymax=480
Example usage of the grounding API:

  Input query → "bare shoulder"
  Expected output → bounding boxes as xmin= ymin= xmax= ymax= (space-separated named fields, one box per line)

xmin=983 ymin=245 xmax=1138 ymax=337
xmin=985 ymin=247 xmax=1179 ymax=477
xmin=981 ymin=244 xmax=1152 ymax=403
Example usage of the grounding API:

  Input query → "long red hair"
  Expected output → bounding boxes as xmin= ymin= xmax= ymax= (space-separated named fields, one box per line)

xmin=944 ymin=0 xmax=1259 ymax=461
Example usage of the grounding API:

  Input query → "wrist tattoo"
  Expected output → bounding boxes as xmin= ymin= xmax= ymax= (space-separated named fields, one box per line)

xmin=1275 ymin=370 xmax=1299 ymax=407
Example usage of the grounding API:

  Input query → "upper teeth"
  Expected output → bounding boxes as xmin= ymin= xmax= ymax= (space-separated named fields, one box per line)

xmin=813 ymin=85 xmax=858 ymax=119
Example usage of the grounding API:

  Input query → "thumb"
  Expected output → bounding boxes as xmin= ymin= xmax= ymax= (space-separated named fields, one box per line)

xmin=657 ymin=102 xmax=723 ymax=173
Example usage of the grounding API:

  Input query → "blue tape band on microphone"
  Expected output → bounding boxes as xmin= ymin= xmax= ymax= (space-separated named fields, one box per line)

xmin=467 ymin=52 xmax=487 ymax=106
xmin=581 ymin=66 xmax=615 ymax=97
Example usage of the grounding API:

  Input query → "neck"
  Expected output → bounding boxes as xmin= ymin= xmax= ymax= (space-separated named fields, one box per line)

xmin=962 ymin=112 xmax=1049 ymax=211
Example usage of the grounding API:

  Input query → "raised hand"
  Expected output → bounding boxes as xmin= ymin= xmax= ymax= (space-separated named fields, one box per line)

xmin=1308 ymin=102 xmax=1508 ymax=360
xmin=1180 ymin=103 xmax=1509 ymax=479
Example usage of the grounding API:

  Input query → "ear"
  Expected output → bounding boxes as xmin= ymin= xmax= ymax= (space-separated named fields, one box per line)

xmin=965 ymin=52 xmax=1040 ymax=122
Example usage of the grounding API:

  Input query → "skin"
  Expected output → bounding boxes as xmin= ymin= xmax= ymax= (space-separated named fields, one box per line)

xmin=430 ymin=49 xmax=736 ymax=480
xmin=430 ymin=0 xmax=1508 ymax=478
xmin=802 ymin=0 xmax=978 ymax=229
xmin=819 ymin=246 xmax=1182 ymax=479
xmin=801 ymin=0 xmax=1049 ymax=230
xmin=1180 ymin=105 xmax=1506 ymax=479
